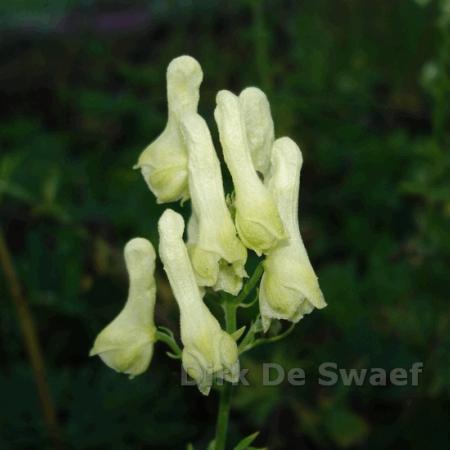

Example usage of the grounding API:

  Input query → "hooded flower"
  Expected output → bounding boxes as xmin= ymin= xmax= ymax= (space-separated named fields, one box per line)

xmin=180 ymin=112 xmax=247 ymax=295
xmin=158 ymin=209 xmax=239 ymax=395
xmin=135 ymin=55 xmax=203 ymax=203
xmin=214 ymin=90 xmax=285 ymax=255
xmin=239 ymin=87 xmax=274 ymax=179
xmin=259 ymin=137 xmax=326 ymax=332
xmin=90 ymin=238 xmax=157 ymax=377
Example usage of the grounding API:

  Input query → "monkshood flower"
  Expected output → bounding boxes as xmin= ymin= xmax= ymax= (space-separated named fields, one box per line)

xmin=135 ymin=55 xmax=203 ymax=203
xmin=259 ymin=137 xmax=326 ymax=332
xmin=214 ymin=90 xmax=286 ymax=256
xmin=90 ymin=238 xmax=157 ymax=377
xmin=158 ymin=209 xmax=239 ymax=395
xmin=180 ymin=112 xmax=247 ymax=295
xmin=239 ymin=87 xmax=274 ymax=179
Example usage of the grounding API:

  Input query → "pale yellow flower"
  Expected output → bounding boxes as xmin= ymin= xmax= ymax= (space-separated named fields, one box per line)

xmin=158 ymin=209 xmax=239 ymax=395
xmin=180 ymin=112 xmax=247 ymax=295
xmin=259 ymin=137 xmax=326 ymax=331
xmin=90 ymin=238 xmax=157 ymax=377
xmin=214 ymin=90 xmax=285 ymax=255
xmin=135 ymin=55 xmax=203 ymax=203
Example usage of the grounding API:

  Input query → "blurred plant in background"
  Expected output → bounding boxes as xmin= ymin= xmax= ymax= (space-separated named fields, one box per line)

xmin=0 ymin=1 xmax=449 ymax=449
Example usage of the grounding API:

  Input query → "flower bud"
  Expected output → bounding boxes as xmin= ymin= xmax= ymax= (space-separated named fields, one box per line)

xmin=214 ymin=90 xmax=285 ymax=255
xmin=180 ymin=112 xmax=247 ymax=295
xmin=259 ymin=137 xmax=326 ymax=331
xmin=135 ymin=55 xmax=203 ymax=203
xmin=90 ymin=238 xmax=157 ymax=377
xmin=158 ymin=209 xmax=239 ymax=395
xmin=239 ymin=87 xmax=274 ymax=179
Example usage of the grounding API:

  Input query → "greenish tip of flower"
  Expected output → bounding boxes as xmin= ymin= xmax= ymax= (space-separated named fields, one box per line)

xmin=188 ymin=245 xmax=220 ymax=287
xmin=90 ymin=326 xmax=156 ymax=379
xmin=188 ymin=235 xmax=247 ymax=295
xmin=214 ymin=259 xmax=247 ymax=296
xmin=135 ymin=155 xmax=189 ymax=204
xmin=259 ymin=268 xmax=325 ymax=333
xmin=235 ymin=206 xmax=286 ymax=256
xmin=182 ymin=330 xmax=240 ymax=396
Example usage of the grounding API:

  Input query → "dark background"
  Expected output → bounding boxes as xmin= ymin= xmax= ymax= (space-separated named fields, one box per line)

xmin=1 ymin=1 xmax=449 ymax=449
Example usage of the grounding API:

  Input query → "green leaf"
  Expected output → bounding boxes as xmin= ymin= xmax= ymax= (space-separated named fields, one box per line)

xmin=234 ymin=431 xmax=260 ymax=450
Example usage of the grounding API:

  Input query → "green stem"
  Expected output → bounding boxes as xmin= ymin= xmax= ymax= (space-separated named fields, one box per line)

xmin=214 ymin=382 xmax=233 ymax=450
xmin=244 ymin=323 xmax=296 ymax=354
xmin=234 ymin=262 xmax=264 ymax=306
xmin=155 ymin=329 xmax=182 ymax=358
xmin=215 ymin=300 xmax=237 ymax=450
xmin=224 ymin=302 xmax=237 ymax=332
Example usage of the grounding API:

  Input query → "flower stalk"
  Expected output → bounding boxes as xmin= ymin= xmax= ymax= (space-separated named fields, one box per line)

xmin=214 ymin=299 xmax=237 ymax=450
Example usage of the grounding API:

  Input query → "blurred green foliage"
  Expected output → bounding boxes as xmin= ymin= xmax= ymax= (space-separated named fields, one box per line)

xmin=0 ymin=0 xmax=449 ymax=449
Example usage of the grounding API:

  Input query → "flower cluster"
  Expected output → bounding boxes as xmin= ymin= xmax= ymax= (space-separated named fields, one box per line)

xmin=90 ymin=55 xmax=326 ymax=395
